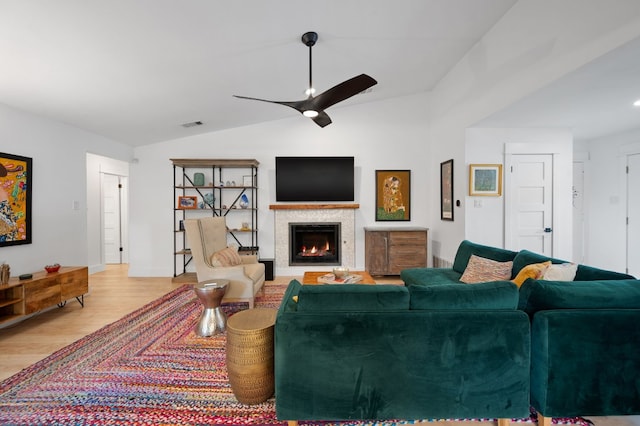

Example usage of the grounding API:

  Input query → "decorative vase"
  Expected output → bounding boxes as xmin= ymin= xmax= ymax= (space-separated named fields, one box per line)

xmin=1 ymin=263 xmax=10 ymax=285
xmin=193 ymin=173 xmax=205 ymax=186
xmin=239 ymin=194 xmax=250 ymax=209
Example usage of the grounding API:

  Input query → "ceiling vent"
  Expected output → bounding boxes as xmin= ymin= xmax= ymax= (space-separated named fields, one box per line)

xmin=181 ymin=121 xmax=203 ymax=128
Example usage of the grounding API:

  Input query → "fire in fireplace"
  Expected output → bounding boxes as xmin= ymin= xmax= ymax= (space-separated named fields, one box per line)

xmin=289 ymin=222 xmax=340 ymax=266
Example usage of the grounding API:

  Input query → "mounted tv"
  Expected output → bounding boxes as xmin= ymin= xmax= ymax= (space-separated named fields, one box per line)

xmin=276 ymin=156 xmax=354 ymax=202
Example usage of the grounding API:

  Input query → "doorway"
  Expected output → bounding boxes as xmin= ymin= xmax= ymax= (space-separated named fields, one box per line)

xmin=504 ymin=154 xmax=554 ymax=256
xmin=102 ymin=173 xmax=128 ymax=264
xmin=628 ymin=153 xmax=640 ymax=277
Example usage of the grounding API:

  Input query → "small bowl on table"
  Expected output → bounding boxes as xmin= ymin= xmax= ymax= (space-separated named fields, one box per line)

xmin=333 ymin=267 xmax=350 ymax=279
xmin=45 ymin=264 xmax=61 ymax=273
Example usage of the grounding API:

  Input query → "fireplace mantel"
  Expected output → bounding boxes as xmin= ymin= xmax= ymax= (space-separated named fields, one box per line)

xmin=269 ymin=204 xmax=359 ymax=210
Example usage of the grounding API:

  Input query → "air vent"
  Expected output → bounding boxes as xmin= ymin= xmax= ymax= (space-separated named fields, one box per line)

xmin=181 ymin=121 xmax=203 ymax=128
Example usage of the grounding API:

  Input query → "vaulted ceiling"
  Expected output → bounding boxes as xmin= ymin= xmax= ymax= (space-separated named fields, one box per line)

xmin=1 ymin=1 xmax=638 ymax=146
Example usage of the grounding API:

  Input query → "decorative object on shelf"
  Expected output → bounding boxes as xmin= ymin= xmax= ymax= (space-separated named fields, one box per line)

xmin=199 ymin=192 xmax=215 ymax=209
xmin=231 ymin=180 xmax=236 ymax=186
xmin=375 ymin=170 xmax=411 ymax=221
xmin=179 ymin=220 xmax=184 ymax=231
xmin=239 ymin=194 xmax=250 ymax=209
xmin=45 ymin=263 xmax=61 ymax=273
xmin=0 ymin=263 xmax=10 ymax=285
xmin=440 ymin=159 xmax=454 ymax=221
xmin=0 ymin=152 xmax=33 ymax=247
xmin=469 ymin=164 xmax=503 ymax=196
xmin=193 ymin=172 xmax=205 ymax=186
xmin=225 ymin=181 xmax=231 ymax=187
xmin=241 ymin=222 xmax=250 ymax=231
xmin=178 ymin=196 xmax=198 ymax=209
xmin=243 ymin=175 xmax=253 ymax=187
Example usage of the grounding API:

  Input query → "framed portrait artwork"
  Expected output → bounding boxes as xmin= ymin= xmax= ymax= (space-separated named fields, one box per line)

xmin=0 ymin=152 xmax=33 ymax=246
xmin=375 ymin=170 xmax=410 ymax=221
xmin=177 ymin=195 xmax=198 ymax=209
xmin=469 ymin=164 xmax=503 ymax=196
xmin=440 ymin=159 xmax=454 ymax=221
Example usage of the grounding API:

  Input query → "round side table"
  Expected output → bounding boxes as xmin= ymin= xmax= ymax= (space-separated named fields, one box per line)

xmin=226 ymin=307 xmax=278 ymax=405
xmin=193 ymin=279 xmax=229 ymax=337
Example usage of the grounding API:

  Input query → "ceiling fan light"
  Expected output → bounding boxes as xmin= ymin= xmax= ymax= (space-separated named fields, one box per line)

xmin=305 ymin=87 xmax=316 ymax=96
xmin=303 ymin=110 xmax=319 ymax=118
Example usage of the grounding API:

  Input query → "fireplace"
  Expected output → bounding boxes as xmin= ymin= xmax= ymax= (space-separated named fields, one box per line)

xmin=289 ymin=223 xmax=340 ymax=266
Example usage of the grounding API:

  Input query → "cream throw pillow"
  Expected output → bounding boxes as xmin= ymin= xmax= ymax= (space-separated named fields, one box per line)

xmin=543 ymin=263 xmax=578 ymax=281
xmin=460 ymin=255 xmax=513 ymax=284
xmin=210 ymin=246 xmax=242 ymax=267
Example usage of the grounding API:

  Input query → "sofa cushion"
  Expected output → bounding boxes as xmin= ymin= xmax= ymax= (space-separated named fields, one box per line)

xmin=512 ymin=261 xmax=551 ymax=287
xmin=574 ymin=264 xmax=635 ymax=281
xmin=409 ymin=281 xmax=519 ymax=310
xmin=460 ymin=255 xmax=513 ymax=284
xmin=452 ymin=240 xmax=518 ymax=274
xmin=401 ymin=268 xmax=462 ymax=287
xmin=542 ymin=263 xmax=577 ymax=281
xmin=296 ymin=284 xmax=410 ymax=312
xmin=511 ymin=250 xmax=566 ymax=278
xmin=518 ymin=279 xmax=640 ymax=315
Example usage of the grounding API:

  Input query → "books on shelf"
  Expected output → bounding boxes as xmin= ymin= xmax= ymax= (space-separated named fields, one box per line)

xmin=317 ymin=273 xmax=363 ymax=284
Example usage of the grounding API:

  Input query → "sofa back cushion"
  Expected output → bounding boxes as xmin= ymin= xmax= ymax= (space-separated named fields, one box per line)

xmin=409 ymin=281 xmax=519 ymax=310
xmin=519 ymin=279 xmax=640 ymax=315
xmin=296 ymin=284 xmax=410 ymax=312
xmin=452 ymin=240 xmax=518 ymax=274
xmin=574 ymin=264 xmax=635 ymax=281
xmin=511 ymin=250 xmax=566 ymax=279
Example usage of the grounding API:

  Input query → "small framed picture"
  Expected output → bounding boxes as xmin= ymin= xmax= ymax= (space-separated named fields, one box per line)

xmin=177 ymin=195 xmax=198 ymax=209
xmin=440 ymin=159 xmax=454 ymax=221
xmin=242 ymin=175 xmax=254 ymax=187
xmin=469 ymin=164 xmax=503 ymax=196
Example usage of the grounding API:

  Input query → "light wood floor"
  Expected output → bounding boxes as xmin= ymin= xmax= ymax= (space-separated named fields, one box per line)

xmin=0 ymin=265 xmax=634 ymax=426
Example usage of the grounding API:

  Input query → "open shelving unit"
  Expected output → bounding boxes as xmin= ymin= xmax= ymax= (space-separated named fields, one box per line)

xmin=171 ymin=158 xmax=259 ymax=280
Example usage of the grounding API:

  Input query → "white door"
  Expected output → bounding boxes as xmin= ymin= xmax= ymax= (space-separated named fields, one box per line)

xmin=628 ymin=154 xmax=640 ymax=277
xmin=572 ymin=162 xmax=585 ymax=264
xmin=103 ymin=174 xmax=122 ymax=264
xmin=505 ymin=154 xmax=554 ymax=255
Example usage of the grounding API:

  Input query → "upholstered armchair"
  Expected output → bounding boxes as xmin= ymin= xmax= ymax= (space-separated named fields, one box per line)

xmin=184 ymin=217 xmax=265 ymax=308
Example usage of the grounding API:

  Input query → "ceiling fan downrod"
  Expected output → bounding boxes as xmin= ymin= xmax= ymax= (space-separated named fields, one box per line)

xmin=302 ymin=31 xmax=318 ymax=97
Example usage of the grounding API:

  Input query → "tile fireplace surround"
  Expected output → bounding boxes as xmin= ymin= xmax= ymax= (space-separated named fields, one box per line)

xmin=270 ymin=204 xmax=358 ymax=274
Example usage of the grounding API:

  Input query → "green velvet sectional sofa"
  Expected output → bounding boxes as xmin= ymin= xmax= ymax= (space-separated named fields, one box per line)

xmin=402 ymin=240 xmax=640 ymax=423
xmin=274 ymin=240 xmax=640 ymax=425
xmin=275 ymin=279 xmax=531 ymax=424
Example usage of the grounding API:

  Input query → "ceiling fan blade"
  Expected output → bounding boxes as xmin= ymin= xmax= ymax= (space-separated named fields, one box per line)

xmin=311 ymin=74 xmax=377 ymax=111
xmin=311 ymin=111 xmax=332 ymax=128
xmin=233 ymin=95 xmax=306 ymax=113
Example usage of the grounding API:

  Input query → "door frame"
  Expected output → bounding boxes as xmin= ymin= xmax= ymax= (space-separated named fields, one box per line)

xmin=504 ymin=143 xmax=567 ymax=258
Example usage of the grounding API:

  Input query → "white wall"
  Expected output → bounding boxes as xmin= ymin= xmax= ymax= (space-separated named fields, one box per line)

xmin=465 ymin=128 xmax=573 ymax=260
xmin=0 ymin=103 xmax=133 ymax=276
xmin=577 ymin=128 xmax=640 ymax=273
xmin=128 ymin=93 xmax=431 ymax=277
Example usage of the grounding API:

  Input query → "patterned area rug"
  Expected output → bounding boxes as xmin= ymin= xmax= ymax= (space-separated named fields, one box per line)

xmin=0 ymin=282 xmax=589 ymax=425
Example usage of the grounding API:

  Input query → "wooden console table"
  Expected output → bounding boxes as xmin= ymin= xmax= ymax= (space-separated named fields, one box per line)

xmin=0 ymin=266 xmax=88 ymax=326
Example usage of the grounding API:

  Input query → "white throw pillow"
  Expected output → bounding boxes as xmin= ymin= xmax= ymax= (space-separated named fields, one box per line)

xmin=542 ymin=263 xmax=578 ymax=281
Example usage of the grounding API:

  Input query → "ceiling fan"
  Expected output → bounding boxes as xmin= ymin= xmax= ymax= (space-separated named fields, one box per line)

xmin=233 ymin=31 xmax=377 ymax=128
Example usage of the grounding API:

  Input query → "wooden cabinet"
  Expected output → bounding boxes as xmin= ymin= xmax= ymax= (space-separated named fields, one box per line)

xmin=1 ymin=266 xmax=88 ymax=325
xmin=365 ymin=227 xmax=428 ymax=275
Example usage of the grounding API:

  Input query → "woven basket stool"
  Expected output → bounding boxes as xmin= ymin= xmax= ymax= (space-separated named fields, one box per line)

xmin=225 ymin=307 xmax=277 ymax=405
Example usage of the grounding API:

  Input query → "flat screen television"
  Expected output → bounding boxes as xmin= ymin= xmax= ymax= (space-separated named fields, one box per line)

xmin=275 ymin=156 xmax=354 ymax=202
